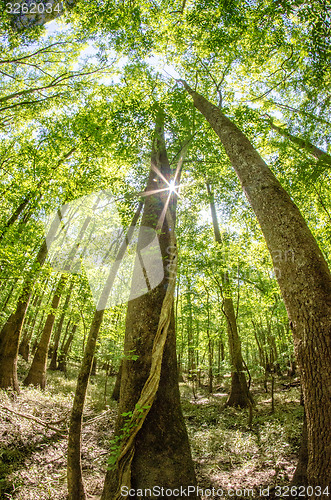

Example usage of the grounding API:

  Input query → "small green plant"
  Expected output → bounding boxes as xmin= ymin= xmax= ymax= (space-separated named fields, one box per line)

xmin=107 ymin=403 xmax=150 ymax=469
xmin=122 ymin=350 xmax=139 ymax=361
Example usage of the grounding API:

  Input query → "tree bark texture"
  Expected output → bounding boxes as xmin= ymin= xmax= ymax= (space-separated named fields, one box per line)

xmin=183 ymin=82 xmax=331 ymax=489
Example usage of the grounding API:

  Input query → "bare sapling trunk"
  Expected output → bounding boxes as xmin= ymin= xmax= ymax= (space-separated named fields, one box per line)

xmin=102 ymin=115 xmax=198 ymax=499
xmin=182 ymin=81 xmax=331 ymax=489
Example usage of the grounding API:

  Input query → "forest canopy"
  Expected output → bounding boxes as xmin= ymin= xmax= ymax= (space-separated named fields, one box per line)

xmin=0 ymin=1 xmax=330 ymax=499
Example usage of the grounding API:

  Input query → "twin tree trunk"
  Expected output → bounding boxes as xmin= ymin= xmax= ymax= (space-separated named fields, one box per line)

xmin=102 ymin=113 xmax=198 ymax=499
xmin=182 ymin=82 xmax=331 ymax=489
xmin=207 ymin=183 xmax=253 ymax=408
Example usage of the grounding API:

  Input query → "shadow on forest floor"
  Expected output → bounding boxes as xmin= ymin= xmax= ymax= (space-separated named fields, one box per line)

xmin=0 ymin=360 xmax=303 ymax=499
xmin=180 ymin=379 xmax=302 ymax=499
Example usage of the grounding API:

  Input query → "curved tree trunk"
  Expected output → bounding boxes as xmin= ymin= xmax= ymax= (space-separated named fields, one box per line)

xmin=267 ymin=118 xmax=331 ymax=166
xmin=102 ymin=117 xmax=198 ymax=499
xmin=182 ymin=81 xmax=331 ymax=489
xmin=24 ymin=274 xmax=67 ymax=389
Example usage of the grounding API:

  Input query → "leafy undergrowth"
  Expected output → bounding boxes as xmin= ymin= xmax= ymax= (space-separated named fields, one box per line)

xmin=0 ymin=361 xmax=303 ymax=500
xmin=0 ymin=362 xmax=117 ymax=500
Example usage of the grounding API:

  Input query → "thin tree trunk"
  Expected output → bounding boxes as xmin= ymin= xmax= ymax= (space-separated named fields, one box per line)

xmin=57 ymin=323 xmax=77 ymax=374
xmin=182 ymin=81 xmax=331 ymax=489
xmin=49 ymin=282 xmax=73 ymax=370
xmin=0 ymin=278 xmax=18 ymax=312
xmin=0 ymin=197 xmax=30 ymax=242
xmin=207 ymin=182 xmax=252 ymax=407
xmin=267 ymin=118 xmax=331 ymax=166
xmin=111 ymin=361 xmax=122 ymax=401
xmin=67 ymin=200 xmax=144 ymax=500
xmin=0 ymin=207 xmax=66 ymax=390
xmin=19 ymin=283 xmax=48 ymax=361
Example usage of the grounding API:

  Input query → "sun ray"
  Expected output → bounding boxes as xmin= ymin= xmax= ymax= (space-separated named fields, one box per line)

xmin=156 ymin=190 xmax=172 ymax=232
xmin=151 ymin=163 xmax=171 ymax=187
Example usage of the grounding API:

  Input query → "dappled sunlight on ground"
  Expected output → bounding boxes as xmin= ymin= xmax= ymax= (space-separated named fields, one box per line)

xmin=0 ymin=362 xmax=302 ymax=499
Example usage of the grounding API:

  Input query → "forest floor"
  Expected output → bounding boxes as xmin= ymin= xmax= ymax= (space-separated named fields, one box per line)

xmin=0 ymin=359 xmax=303 ymax=500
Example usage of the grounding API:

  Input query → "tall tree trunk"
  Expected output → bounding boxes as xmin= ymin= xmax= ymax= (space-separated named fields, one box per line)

xmin=182 ymin=81 xmax=331 ymax=489
xmin=186 ymin=281 xmax=195 ymax=379
xmin=0 ymin=197 xmax=30 ymax=243
xmin=102 ymin=116 xmax=198 ymax=499
xmin=111 ymin=361 xmax=122 ymax=402
xmin=25 ymin=190 xmax=101 ymax=390
xmin=204 ymin=285 xmax=213 ymax=394
xmin=207 ymin=183 xmax=252 ymax=407
xmin=24 ymin=274 xmax=68 ymax=389
xmin=0 ymin=278 xmax=18 ymax=313
xmin=19 ymin=285 xmax=46 ymax=361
